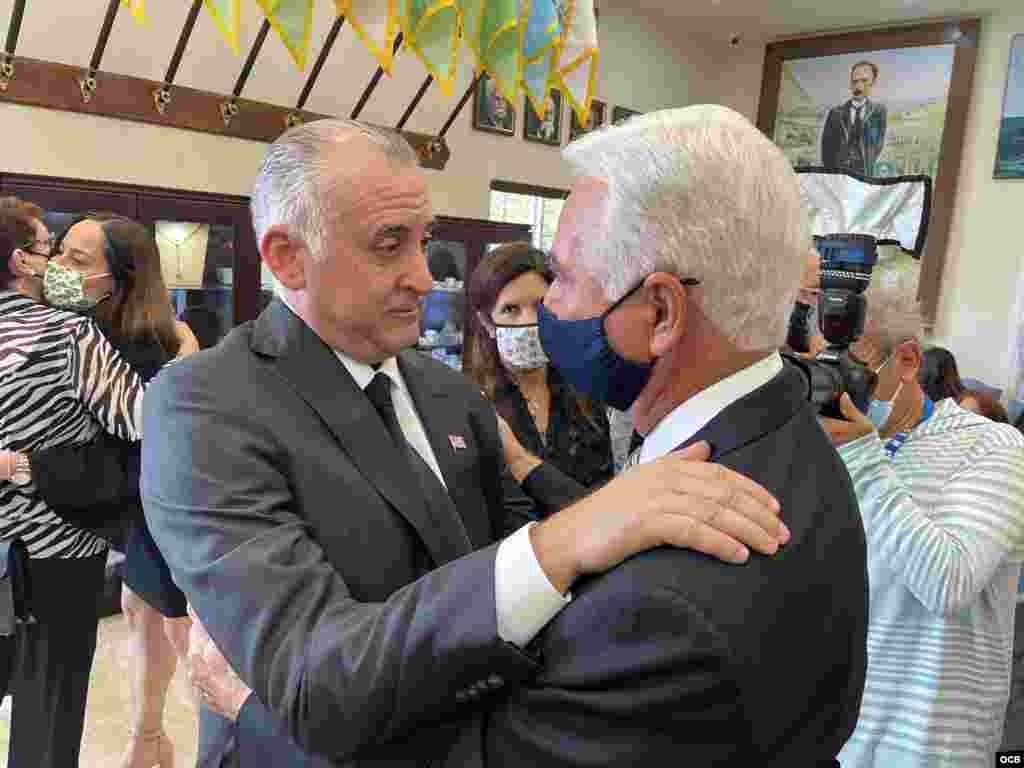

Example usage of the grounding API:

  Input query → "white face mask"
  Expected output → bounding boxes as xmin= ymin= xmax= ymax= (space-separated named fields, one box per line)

xmin=495 ymin=324 xmax=549 ymax=370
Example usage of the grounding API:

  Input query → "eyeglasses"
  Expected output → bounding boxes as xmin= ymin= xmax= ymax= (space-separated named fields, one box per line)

xmin=22 ymin=233 xmax=54 ymax=258
xmin=20 ymin=240 xmax=51 ymax=259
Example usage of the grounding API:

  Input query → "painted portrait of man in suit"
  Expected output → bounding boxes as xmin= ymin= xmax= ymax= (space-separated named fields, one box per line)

xmin=820 ymin=61 xmax=888 ymax=176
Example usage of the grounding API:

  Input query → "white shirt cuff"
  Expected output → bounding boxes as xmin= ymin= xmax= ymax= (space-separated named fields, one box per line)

xmin=495 ymin=522 xmax=572 ymax=647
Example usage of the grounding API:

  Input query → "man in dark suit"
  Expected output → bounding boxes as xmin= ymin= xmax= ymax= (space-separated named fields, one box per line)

xmin=821 ymin=60 xmax=888 ymax=176
xmin=141 ymin=119 xmax=789 ymax=767
xmin=483 ymin=105 xmax=869 ymax=765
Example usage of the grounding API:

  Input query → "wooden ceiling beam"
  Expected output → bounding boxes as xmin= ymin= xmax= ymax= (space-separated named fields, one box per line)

xmin=0 ymin=55 xmax=450 ymax=170
xmin=0 ymin=0 xmax=27 ymax=91
xmin=438 ymin=72 xmax=480 ymax=138
xmin=350 ymin=33 xmax=404 ymax=120
xmin=396 ymin=74 xmax=434 ymax=131
xmin=285 ymin=13 xmax=347 ymax=129
xmin=154 ymin=0 xmax=204 ymax=115
xmin=78 ymin=0 xmax=122 ymax=102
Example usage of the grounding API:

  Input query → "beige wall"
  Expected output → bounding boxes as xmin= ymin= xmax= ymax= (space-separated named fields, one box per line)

xmin=693 ymin=40 xmax=766 ymax=123
xmin=929 ymin=11 xmax=1024 ymax=392
xmin=6 ymin=8 xmax=1016 ymax=388
xmin=0 ymin=7 xmax=712 ymax=218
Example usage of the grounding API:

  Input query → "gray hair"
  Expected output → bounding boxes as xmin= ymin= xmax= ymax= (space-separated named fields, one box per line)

xmin=251 ymin=119 xmax=418 ymax=265
xmin=561 ymin=105 xmax=809 ymax=350
xmin=862 ymin=272 xmax=924 ymax=358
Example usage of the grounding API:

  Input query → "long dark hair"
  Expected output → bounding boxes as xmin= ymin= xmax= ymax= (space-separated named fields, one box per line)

xmin=919 ymin=346 xmax=964 ymax=403
xmin=466 ymin=241 xmax=551 ymax=398
xmin=59 ymin=213 xmax=180 ymax=357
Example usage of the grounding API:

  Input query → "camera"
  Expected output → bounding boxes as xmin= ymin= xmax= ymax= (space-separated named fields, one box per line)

xmin=783 ymin=169 xmax=932 ymax=419
xmin=783 ymin=234 xmax=879 ymax=418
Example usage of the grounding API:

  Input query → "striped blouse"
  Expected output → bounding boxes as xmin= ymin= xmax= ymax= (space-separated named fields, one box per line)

xmin=837 ymin=398 xmax=1024 ymax=767
xmin=0 ymin=291 xmax=146 ymax=559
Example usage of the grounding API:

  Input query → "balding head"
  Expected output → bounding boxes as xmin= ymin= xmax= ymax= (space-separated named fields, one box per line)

xmin=252 ymin=119 xmax=419 ymax=264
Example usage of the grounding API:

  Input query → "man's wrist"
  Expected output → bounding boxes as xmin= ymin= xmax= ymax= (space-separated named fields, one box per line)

xmin=528 ymin=513 xmax=577 ymax=595
xmin=230 ymin=688 xmax=253 ymax=722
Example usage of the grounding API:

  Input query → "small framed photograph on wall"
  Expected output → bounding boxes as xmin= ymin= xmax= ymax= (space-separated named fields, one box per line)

xmin=569 ymin=99 xmax=606 ymax=142
xmin=472 ymin=73 xmax=516 ymax=136
xmin=612 ymin=106 xmax=642 ymax=124
xmin=524 ymin=90 xmax=564 ymax=146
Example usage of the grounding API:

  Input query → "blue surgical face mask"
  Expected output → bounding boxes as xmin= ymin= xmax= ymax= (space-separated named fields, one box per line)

xmin=536 ymin=279 xmax=660 ymax=411
xmin=866 ymin=352 xmax=903 ymax=430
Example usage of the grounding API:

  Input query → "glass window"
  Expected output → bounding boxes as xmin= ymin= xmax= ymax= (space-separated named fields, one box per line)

xmin=489 ymin=187 xmax=566 ymax=252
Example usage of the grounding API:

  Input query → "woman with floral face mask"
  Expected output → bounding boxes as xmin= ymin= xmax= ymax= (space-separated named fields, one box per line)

xmin=466 ymin=242 xmax=613 ymax=512
xmin=0 ymin=209 xmax=153 ymax=768
xmin=2 ymin=213 xmax=198 ymax=768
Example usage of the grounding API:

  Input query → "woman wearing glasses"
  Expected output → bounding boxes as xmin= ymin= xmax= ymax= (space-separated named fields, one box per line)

xmin=0 ymin=209 xmax=155 ymax=768
xmin=2 ymin=211 xmax=200 ymax=768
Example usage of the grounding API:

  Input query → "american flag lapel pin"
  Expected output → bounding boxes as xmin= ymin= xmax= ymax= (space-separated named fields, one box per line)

xmin=449 ymin=434 xmax=467 ymax=450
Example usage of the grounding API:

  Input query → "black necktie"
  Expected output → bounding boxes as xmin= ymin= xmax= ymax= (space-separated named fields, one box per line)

xmin=364 ymin=372 xmax=469 ymax=566
xmin=852 ymin=105 xmax=864 ymax=140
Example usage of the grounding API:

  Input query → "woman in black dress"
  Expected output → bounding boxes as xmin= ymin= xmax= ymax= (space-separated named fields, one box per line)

xmin=15 ymin=214 xmax=196 ymax=768
xmin=466 ymin=242 xmax=613 ymax=513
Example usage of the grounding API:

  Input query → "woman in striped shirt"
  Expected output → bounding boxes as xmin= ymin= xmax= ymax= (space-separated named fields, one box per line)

xmin=0 ymin=210 xmax=149 ymax=768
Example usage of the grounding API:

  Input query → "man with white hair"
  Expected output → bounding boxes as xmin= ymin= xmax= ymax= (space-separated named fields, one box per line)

xmin=141 ymin=118 xmax=788 ymax=767
xmin=820 ymin=277 xmax=1024 ymax=767
xmin=481 ymin=105 xmax=869 ymax=765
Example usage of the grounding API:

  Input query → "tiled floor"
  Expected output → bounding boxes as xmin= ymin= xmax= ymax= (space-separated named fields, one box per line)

xmin=0 ymin=615 xmax=199 ymax=768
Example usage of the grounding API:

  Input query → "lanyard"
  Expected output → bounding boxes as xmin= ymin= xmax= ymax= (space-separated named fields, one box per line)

xmin=884 ymin=398 xmax=934 ymax=458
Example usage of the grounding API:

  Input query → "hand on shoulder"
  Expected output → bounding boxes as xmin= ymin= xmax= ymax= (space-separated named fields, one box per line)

xmin=529 ymin=441 xmax=789 ymax=594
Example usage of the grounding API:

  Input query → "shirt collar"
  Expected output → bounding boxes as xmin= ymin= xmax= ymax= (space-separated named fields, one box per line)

xmin=336 ymin=350 xmax=402 ymax=392
xmin=276 ymin=290 xmax=403 ymax=392
xmin=639 ymin=352 xmax=784 ymax=464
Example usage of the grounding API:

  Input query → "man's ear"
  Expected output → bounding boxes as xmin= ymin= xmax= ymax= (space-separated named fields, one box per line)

xmin=261 ymin=227 xmax=306 ymax=291
xmin=8 ymin=249 xmax=35 ymax=279
xmin=648 ymin=274 xmax=688 ymax=358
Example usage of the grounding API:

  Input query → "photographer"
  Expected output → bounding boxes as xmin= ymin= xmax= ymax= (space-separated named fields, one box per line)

xmin=785 ymin=244 xmax=827 ymax=358
xmin=820 ymin=277 xmax=1024 ymax=767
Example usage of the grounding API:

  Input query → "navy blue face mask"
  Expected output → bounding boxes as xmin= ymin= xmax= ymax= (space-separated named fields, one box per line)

xmin=537 ymin=276 xmax=699 ymax=411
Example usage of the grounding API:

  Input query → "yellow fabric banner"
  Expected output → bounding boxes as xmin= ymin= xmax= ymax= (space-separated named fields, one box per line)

xmin=256 ymin=0 xmax=317 ymax=70
xmin=203 ymin=0 xmax=242 ymax=56
xmin=338 ymin=0 xmax=402 ymax=73
xmin=400 ymin=0 xmax=461 ymax=95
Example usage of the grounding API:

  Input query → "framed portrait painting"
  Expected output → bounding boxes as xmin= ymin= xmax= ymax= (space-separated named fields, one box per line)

xmin=569 ymin=99 xmax=606 ymax=141
xmin=995 ymin=33 xmax=1024 ymax=179
xmin=524 ymin=89 xmax=563 ymax=146
xmin=472 ymin=73 xmax=516 ymax=136
xmin=756 ymin=19 xmax=980 ymax=326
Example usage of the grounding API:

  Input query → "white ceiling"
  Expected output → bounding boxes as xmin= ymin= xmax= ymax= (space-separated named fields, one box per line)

xmin=609 ymin=0 xmax=1013 ymax=41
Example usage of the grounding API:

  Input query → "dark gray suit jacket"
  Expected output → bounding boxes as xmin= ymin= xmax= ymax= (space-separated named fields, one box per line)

xmin=821 ymin=98 xmax=888 ymax=177
xmin=141 ymin=300 xmax=540 ymax=767
xmin=485 ymin=365 xmax=870 ymax=766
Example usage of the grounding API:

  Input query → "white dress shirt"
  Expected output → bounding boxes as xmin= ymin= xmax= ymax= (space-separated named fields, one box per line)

xmin=849 ymin=98 xmax=866 ymax=125
xmin=275 ymin=294 xmax=566 ymax=646
xmin=638 ymin=352 xmax=784 ymax=465
xmin=333 ymin=349 xmax=569 ymax=648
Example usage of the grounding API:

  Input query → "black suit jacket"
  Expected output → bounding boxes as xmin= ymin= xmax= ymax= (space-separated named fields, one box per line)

xmin=141 ymin=300 xmax=539 ymax=767
xmin=485 ymin=364 xmax=869 ymax=766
